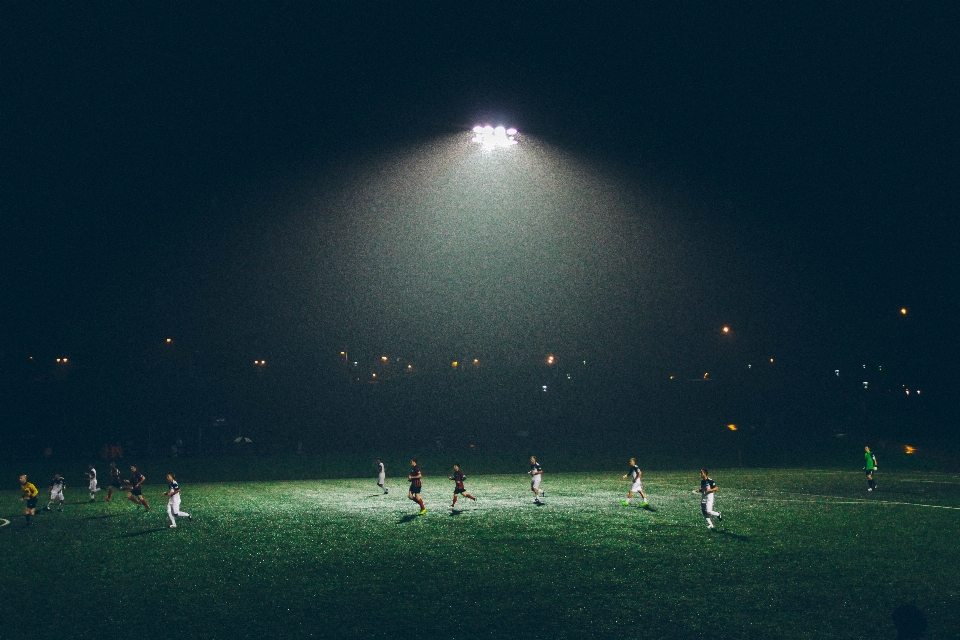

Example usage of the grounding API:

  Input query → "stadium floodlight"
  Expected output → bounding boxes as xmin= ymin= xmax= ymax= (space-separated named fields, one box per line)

xmin=472 ymin=124 xmax=518 ymax=148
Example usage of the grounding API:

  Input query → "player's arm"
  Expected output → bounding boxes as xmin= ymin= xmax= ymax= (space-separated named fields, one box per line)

xmin=136 ymin=475 xmax=145 ymax=489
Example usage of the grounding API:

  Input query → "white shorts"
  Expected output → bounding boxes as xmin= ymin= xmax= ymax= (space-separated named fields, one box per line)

xmin=531 ymin=476 xmax=542 ymax=490
xmin=50 ymin=489 xmax=64 ymax=501
xmin=89 ymin=479 xmax=98 ymax=492
xmin=378 ymin=473 xmax=385 ymax=485
xmin=168 ymin=494 xmax=181 ymax=511
xmin=630 ymin=480 xmax=643 ymax=493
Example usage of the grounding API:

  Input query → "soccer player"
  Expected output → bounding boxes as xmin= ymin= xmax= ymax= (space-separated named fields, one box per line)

xmin=45 ymin=473 xmax=66 ymax=512
xmin=105 ymin=461 xmax=122 ymax=501
xmin=408 ymin=458 xmax=426 ymax=515
xmin=621 ymin=458 xmax=649 ymax=507
xmin=376 ymin=458 xmax=388 ymax=494
xmin=19 ymin=475 xmax=39 ymax=526
xmin=696 ymin=469 xmax=722 ymax=529
xmin=864 ymin=446 xmax=878 ymax=491
xmin=127 ymin=465 xmax=150 ymax=511
xmin=86 ymin=463 xmax=98 ymax=502
xmin=163 ymin=474 xmax=192 ymax=528
xmin=528 ymin=456 xmax=545 ymax=504
xmin=450 ymin=463 xmax=476 ymax=508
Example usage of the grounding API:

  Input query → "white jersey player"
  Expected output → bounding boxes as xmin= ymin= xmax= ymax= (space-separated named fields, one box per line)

xmin=528 ymin=456 xmax=545 ymax=504
xmin=86 ymin=464 xmax=99 ymax=501
xmin=163 ymin=474 xmax=192 ymax=528
xmin=376 ymin=458 xmax=388 ymax=494
xmin=621 ymin=458 xmax=649 ymax=507
xmin=46 ymin=473 xmax=66 ymax=511
xmin=696 ymin=469 xmax=722 ymax=529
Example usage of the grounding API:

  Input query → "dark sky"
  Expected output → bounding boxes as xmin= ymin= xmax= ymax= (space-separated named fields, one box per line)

xmin=3 ymin=4 xmax=958 ymax=378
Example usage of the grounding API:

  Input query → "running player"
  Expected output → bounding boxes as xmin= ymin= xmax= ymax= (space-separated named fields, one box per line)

xmin=376 ymin=458 xmax=388 ymax=494
xmin=408 ymin=458 xmax=426 ymax=515
xmin=86 ymin=463 xmax=98 ymax=502
xmin=44 ymin=473 xmax=66 ymax=512
xmin=127 ymin=465 xmax=150 ymax=511
xmin=528 ymin=456 xmax=545 ymax=504
xmin=621 ymin=458 xmax=649 ymax=507
xmin=864 ymin=446 xmax=878 ymax=491
xmin=696 ymin=469 xmax=722 ymax=529
xmin=105 ymin=461 xmax=122 ymax=501
xmin=163 ymin=474 xmax=192 ymax=528
xmin=450 ymin=463 xmax=476 ymax=508
xmin=19 ymin=475 xmax=39 ymax=526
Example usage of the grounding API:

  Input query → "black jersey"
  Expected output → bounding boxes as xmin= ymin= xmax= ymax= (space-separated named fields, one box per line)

xmin=452 ymin=470 xmax=466 ymax=490
xmin=530 ymin=463 xmax=542 ymax=475
xmin=50 ymin=476 xmax=65 ymax=490
xmin=700 ymin=477 xmax=717 ymax=498
xmin=168 ymin=480 xmax=180 ymax=494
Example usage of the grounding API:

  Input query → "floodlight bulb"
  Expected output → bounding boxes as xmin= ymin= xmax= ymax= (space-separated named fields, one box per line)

xmin=473 ymin=126 xmax=483 ymax=133
xmin=506 ymin=128 xmax=517 ymax=136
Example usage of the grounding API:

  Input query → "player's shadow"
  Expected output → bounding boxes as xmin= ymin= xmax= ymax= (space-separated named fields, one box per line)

xmin=714 ymin=529 xmax=750 ymax=541
xmin=365 ymin=494 xmax=385 ymax=498
xmin=449 ymin=509 xmax=464 ymax=516
xmin=397 ymin=514 xmax=420 ymax=524
xmin=83 ymin=514 xmax=119 ymax=520
xmin=641 ymin=505 xmax=658 ymax=513
xmin=117 ymin=527 xmax=167 ymax=538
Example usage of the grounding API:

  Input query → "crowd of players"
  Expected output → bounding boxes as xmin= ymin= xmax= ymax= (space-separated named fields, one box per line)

xmin=17 ymin=462 xmax=191 ymax=528
xmin=15 ymin=448 xmax=880 ymax=531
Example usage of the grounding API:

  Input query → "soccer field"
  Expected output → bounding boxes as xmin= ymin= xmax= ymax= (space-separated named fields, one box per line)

xmin=2 ymin=469 xmax=957 ymax=639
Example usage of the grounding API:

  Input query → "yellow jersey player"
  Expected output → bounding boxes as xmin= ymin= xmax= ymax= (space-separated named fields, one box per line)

xmin=19 ymin=475 xmax=39 ymax=526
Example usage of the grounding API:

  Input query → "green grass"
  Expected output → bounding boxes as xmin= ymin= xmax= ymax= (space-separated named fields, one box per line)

xmin=2 ymin=469 xmax=958 ymax=639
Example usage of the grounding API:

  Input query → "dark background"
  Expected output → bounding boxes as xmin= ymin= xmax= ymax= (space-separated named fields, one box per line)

xmin=2 ymin=4 xmax=957 ymax=462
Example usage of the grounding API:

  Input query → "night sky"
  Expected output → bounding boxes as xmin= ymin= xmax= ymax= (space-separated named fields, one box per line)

xmin=4 ymin=4 xmax=958 ymax=384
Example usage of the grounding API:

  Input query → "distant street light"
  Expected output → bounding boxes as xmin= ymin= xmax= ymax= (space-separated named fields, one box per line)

xmin=722 ymin=326 xmax=730 ymax=334
xmin=472 ymin=125 xmax=518 ymax=149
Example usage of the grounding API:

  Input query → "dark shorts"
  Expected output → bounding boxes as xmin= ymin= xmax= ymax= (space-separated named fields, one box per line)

xmin=454 ymin=487 xmax=466 ymax=494
xmin=110 ymin=478 xmax=122 ymax=488
xmin=865 ymin=469 xmax=875 ymax=476
xmin=130 ymin=487 xmax=142 ymax=496
xmin=409 ymin=485 xmax=421 ymax=495
xmin=27 ymin=497 xmax=38 ymax=509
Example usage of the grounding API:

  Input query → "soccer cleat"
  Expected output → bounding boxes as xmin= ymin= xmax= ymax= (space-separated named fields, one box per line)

xmin=418 ymin=509 xmax=427 ymax=515
xmin=384 ymin=489 xmax=389 ymax=494
xmin=42 ymin=506 xmax=51 ymax=511
xmin=867 ymin=488 xmax=873 ymax=491
xmin=169 ymin=524 xmax=177 ymax=528
xmin=717 ymin=513 xmax=722 ymax=521
xmin=708 ymin=524 xmax=715 ymax=530
xmin=640 ymin=502 xmax=649 ymax=508
xmin=621 ymin=500 xmax=629 ymax=506
xmin=188 ymin=515 xmax=192 ymax=521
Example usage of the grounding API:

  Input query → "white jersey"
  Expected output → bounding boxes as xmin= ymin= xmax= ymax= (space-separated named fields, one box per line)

xmin=87 ymin=468 xmax=98 ymax=490
xmin=377 ymin=462 xmax=385 ymax=482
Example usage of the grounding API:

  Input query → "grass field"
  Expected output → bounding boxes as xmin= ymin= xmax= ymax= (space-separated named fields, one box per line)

xmin=2 ymin=468 xmax=957 ymax=639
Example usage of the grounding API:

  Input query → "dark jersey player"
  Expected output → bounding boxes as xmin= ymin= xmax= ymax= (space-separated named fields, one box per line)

xmin=127 ymin=466 xmax=150 ymax=511
xmin=105 ymin=462 xmax=122 ymax=501
xmin=449 ymin=464 xmax=476 ymax=508
xmin=408 ymin=458 xmax=426 ymax=515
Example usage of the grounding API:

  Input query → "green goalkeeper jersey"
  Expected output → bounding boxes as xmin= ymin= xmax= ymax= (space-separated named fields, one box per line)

xmin=865 ymin=451 xmax=877 ymax=470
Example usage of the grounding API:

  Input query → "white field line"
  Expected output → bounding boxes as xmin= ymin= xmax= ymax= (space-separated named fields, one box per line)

xmin=740 ymin=492 xmax=960 ymax=511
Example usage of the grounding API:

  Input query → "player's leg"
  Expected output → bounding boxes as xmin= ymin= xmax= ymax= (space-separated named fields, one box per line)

xmin=451 ymin=492 xmax=458 ymax=507
xmin=140 ymin=494 xmax=151 ymax=510
xmin=167 ymin=500 xmax=177 ymax=527
xmin=171 ymin=494 xmax=191 ymax=520
xmin=464 ymin=492 xmax=475 ymax=501
xmin=106 ymin=485 xmax=113 ymax=501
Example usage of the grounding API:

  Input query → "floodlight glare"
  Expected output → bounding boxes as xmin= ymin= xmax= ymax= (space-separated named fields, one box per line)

xmin=471 ymin=123 xmax=518 ymax=148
